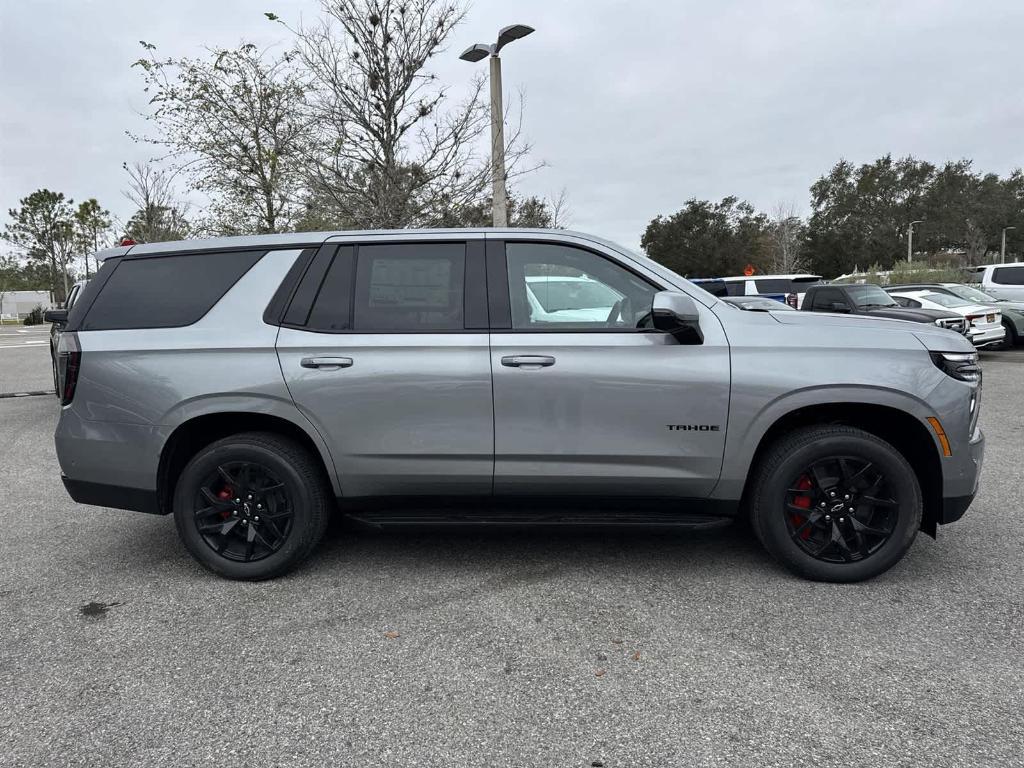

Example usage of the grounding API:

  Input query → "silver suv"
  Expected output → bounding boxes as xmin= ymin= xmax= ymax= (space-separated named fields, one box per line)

xmin=53 ymin=230 xmax=985 ymax=582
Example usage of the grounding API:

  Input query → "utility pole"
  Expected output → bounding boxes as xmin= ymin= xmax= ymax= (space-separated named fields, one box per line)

xmin=907 ymin=220 xmax=923 ymax=264
xmin=460 ymin=24 xmax=535 ymax=228
xmin=1001 ymin=226 xmax=1016 ymax=263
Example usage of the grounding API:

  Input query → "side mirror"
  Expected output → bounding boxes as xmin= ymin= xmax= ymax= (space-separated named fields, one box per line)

xmin=652 ymin=291 xmax=703 ymax=344
xmin=829 ymin=302 xmax=851 ymax=313
xmin=43 ymin=309 xmax=68 ymax=325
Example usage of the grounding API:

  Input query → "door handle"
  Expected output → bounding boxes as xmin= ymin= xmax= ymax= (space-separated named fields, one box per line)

xmin=300 ymin=356 xmax=354 ymax=369
xmin=501 ymin=355 xmax=555 ymax=368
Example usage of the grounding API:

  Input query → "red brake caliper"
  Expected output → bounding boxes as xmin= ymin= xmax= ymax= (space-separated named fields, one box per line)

xmin=791 ymin=475 xmax=813 ymax=539
xmin=217 ymin=487 xmax=233 ymax=519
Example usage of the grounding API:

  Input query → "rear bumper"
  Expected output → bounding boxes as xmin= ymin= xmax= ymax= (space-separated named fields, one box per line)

xmin=61 ymin=476 xmax=161 ymax=515
xmin=969 ymin=326 xmax=1005 ymax=348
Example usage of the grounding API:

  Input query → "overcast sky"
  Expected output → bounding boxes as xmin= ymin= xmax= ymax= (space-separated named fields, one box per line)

xmin=3 ymin=0 xmax=1023 ymax=248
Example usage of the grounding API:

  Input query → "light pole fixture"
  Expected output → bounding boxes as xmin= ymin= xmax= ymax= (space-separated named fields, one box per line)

xmin=1001 ymin=226 xmax=1016 ymax=263
xmin=907 ymin=220 xmax=924 ymax=264
xmin=460 ymin=24 xmax=535 ymax=227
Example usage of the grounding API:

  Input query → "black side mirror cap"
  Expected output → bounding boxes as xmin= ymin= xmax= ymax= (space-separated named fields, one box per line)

xmin=43 ymin=309 xmax=68 ymax=324
xmin=652 ymin=291 xmax=703 ymax=344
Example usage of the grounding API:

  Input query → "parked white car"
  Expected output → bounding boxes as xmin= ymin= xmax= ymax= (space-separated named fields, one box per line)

xmin=888 ymin=289 xmax=1005 ymax=348
xmin=963 ymin=262 xmax=1024 ymax=301
xmin=525 ymin=275 xmax=624 ymax=323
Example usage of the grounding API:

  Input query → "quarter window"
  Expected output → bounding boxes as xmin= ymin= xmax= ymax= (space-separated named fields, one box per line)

xmin=992 ymin=266 xmax=1024 ymax=285
xmin=505 ymin=243 xmax=657 ymax=330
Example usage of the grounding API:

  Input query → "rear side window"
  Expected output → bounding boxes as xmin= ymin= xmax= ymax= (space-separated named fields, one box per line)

xmin=724 ymin=281 xmax=745 ymax=296
xmin=353 ymin=243 xmax=465 ymax=331
xmin=80 ymin=250 xmax=264 ymax=330
xmin=752 ymin=278 xmax=791 ymax=294
xmin=992 ymin=266 xmax=1024 ymax=285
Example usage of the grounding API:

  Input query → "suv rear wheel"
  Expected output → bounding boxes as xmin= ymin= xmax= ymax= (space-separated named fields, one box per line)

xmin=750 ymin=425 xmax=922 ymax=582
xmin=173 ymin=432 xmax=330 ymax=580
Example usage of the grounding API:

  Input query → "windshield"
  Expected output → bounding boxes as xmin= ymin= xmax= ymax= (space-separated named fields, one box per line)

xmin=847 ymin=285 xmax=898 ymax=308
xmin=527 ymin=279 xmax=622 ymax=312
xmin=922 ymin=292 xmax=972 ymax=308
xmin=947 ymin=284 xmax=997 ymax=303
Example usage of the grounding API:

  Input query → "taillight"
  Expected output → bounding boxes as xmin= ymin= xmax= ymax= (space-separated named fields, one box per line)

xmin=56 ymin=332 xmax=81 ymax=406
xmin=786 ymin=293 xmax=798 ymax=308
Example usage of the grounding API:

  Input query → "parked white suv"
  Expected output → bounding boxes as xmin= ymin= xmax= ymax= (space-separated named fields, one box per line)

xmin=964 ymin=263 xmax=1024 ymax=301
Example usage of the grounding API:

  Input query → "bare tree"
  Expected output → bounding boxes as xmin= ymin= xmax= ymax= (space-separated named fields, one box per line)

xmin=286 ymin=0 xmax=534 ymax=228
xmin=121 ymin=162 xmax=191 ymax=243
xmin=132 ymin=41 xmax=311 ymax=234
xmin=766 ymin=201 xmax=806 ymax=273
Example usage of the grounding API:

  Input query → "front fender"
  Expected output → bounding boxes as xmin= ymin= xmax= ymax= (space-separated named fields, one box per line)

xmin=711 ymin=384 xmax=941 ymax=500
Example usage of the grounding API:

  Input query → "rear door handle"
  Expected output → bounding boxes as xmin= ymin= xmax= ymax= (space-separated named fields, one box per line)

xmin=300 ymin=356 xmax=354 ymax=369
xmin=501 ymin=355 xmax=555 ymax=368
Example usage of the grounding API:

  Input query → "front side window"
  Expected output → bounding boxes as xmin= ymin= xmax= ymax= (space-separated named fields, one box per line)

xmin=506 ymin=243 xmax=657 ymax=330
xmin=992 ymin=266 xmax=1024 ymax=285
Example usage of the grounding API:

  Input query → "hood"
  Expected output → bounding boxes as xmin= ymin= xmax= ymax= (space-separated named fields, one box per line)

xmin=861 ymin=306 xmax=960 ymax=322
xmin=772 ymin=309 xmax=975 ymax=352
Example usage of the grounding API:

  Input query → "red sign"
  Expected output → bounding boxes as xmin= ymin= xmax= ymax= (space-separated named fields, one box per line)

xmin=743 ymin=264 xmax=755 ymax=277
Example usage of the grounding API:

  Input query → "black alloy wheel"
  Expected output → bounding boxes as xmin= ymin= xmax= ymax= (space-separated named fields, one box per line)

xmin=173 ymin=432 xmax=330 ymax=580
xmin=784 ymin=457 xmax=898 ymax=563
xmin=750 ymin=425 xmax=922 ymax=582
xmin=193 ymin=461 xmax=293 ymax=562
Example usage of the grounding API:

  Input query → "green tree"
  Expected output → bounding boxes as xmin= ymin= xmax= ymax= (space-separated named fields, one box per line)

xmin=133 ymin=41 xmax=309 ymax=234
xmin=4 ymin=189 xmax=76 ymax=301
xmin=804 ymin=155 xmax=934 ymax=277
xmin=641 ymin=197 xmax=770 ymax=277
xmin=74 ymin=199 xmax=113 ymax=278
xmin=121 ymin=162 xmax=190 ymax=243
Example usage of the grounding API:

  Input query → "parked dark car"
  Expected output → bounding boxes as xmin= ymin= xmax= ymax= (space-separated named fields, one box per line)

xmin=43 ymin=280 xmax=85 ymax=396
xmin=801 ymin=283 xmax=967 ymax=334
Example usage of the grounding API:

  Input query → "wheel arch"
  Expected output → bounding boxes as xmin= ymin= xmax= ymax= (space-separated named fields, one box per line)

xmin=738 ymin=401 xmax=943 ymax=536
xmin=156 ymin=411 xmax=340 ymax=516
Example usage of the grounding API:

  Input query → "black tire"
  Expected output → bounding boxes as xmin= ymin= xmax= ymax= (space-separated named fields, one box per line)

xmin=997 ymin=320 xmax=1017 ymax=350
xmin=173 ymin=432 xmax=330 ymax=580
xmin=750 ymin=425 xmax=921 ymax=582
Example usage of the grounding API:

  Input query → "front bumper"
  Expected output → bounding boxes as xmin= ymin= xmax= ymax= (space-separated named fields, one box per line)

xmin=938 ymin=427 xmax=984 ymax=524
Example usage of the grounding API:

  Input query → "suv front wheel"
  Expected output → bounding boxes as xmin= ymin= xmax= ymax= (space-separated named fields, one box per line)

xmin=173 ymin=432 xmax=330 ymax=580
xmin=750 ymin=425 xmax=922 ymax=582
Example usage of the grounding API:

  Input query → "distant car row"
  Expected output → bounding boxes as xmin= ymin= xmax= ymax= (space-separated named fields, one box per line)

xmin=710 ymin=277 xmax=1021 ymax=349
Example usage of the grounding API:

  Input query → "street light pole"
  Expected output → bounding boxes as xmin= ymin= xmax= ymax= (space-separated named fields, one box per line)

xmin=460 ymin=24 xmax=535 ymax=228
xmin=1001 ymin=226 xmax=1016 ymax=263
xmin=488 ymin=55 xmax=506 ymax=227
xmin=907 ymin=220 xmax=924 ymax=264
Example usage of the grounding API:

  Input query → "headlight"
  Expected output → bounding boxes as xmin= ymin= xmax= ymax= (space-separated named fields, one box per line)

xmin=930 ymin=351 xmax=981 ymax=382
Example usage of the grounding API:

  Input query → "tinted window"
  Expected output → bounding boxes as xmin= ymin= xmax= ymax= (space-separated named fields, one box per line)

xmin=752 ymin=278 xmax=791 ymax=294
xmin=306 ymin=247 xmax=355 ymax=331
xmin=506 ymin=242 xmax=657 ymax=330
xmin=353 ymin=243 xmax=465 ymax=331
xmin=724 ymin=281 xmax=746 ymax=296
xmin=846 ymin=285 xmax=898 ymax=308
xmin=893 ymin=296 xmax=921 ymax=308
xmin=81 ymin=250 xmax=264 ymax=330
xmin=810 ymin=288 xmax=845 ymax=310
xmin=992 ymin=266 xmax=1024 ymax=285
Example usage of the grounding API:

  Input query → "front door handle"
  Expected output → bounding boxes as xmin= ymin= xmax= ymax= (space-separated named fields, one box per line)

xmin=301 ymin=356 xmax=354 ymax=369
xmin=501 ymin=355 xmax=556 ymax=368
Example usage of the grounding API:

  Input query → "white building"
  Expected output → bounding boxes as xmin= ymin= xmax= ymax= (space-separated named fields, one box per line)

xmin=0 ymin=290 xmax=55 ymax=320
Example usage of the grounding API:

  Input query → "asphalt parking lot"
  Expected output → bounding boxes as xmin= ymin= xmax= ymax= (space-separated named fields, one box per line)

xmin=1 ymin=343 xmax=1022 ymax=767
